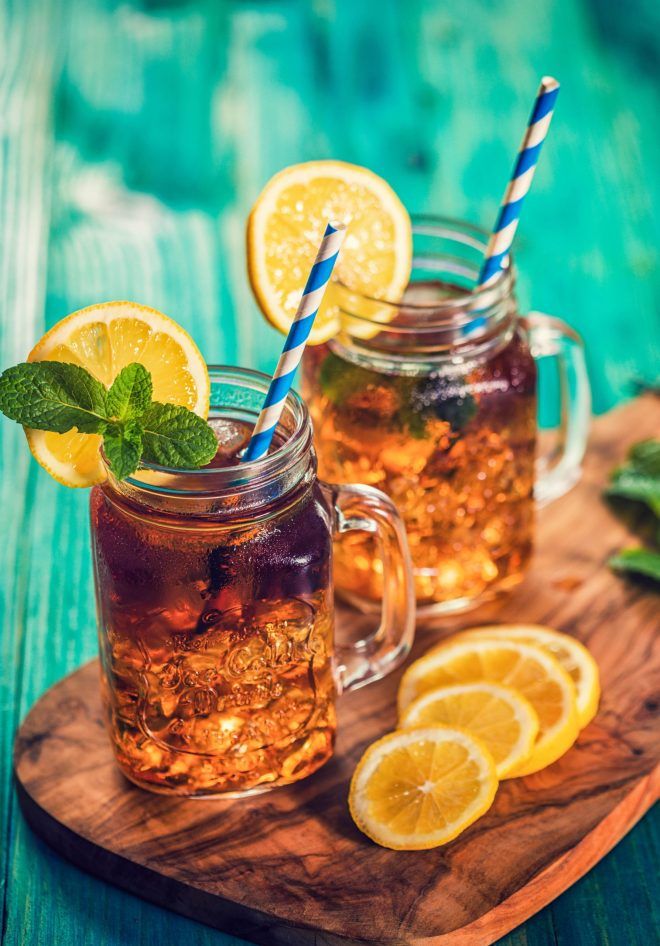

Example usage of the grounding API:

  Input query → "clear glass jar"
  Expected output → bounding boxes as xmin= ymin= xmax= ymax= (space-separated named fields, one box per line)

xmin=90 ymin=367 xmax=414 ymax=797
xmin=301 ymin=217 xmax=591 ymax=617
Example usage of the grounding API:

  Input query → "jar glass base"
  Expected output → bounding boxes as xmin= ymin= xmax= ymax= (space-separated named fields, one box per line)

xmin=116 ymin=748 xmax=334 ymax=799
xmin=338 ymin=572 xmax=526 ymax=623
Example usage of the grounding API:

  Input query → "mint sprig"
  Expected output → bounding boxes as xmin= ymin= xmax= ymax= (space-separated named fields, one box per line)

xmin=610 ymin=547 xmax=660 ymax=583
xmin=605 ymin=437 xmax=660 ymax=586
xmin=319 ymin=351 xmax=476 ymax=439
xmin=0 ymin=361 xmax=218 ymax=481
xmin=606 ymin=438 xmax=660 ymax=518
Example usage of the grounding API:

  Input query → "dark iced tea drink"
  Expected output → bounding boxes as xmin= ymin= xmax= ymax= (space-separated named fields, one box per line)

xmin=91 ymin=367 xmax=414 ymax=796
xmin=301 ymin=218 xmax=590 ymax=616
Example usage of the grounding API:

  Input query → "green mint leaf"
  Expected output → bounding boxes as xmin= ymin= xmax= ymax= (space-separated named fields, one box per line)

xmin=319 ymin=353 xmax=418 ymax=431
xmin=410 ymin=375 xmax=477 ymax=434
xmin=318 ymin=352 xmax=476 ymax=441
xmin=610 ymin=547 xmax=660 ymax=583
xmin=103 ymin=421 xmax=143 ymax=480
xmin=397 ymin=380 xmax=429 ymax=439
xmin=628 ymin=439 xmax=660 ymax=477
xmin=140 ymin=402 xmax=217 ymax=469
xmin=0 ymin=361 xmax=108 ymax=433
xmin=606 ymin=438 xmax=660 ymax=518
xmin=107 ymin=363 xmax=152 ymax=421
xmin=319 ymin=353 xmax=391 ymax=410
xmin=606 ymin=468 xmax=660 ymax=518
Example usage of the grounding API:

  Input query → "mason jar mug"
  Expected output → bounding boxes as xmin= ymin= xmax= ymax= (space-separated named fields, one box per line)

xmin=90 ymin=367 xmax=415 ymax=796
xmin=301 ymin=217 xmax=591 ymax=617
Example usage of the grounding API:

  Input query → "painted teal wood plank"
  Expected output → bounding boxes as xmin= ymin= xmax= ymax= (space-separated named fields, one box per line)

xmin=545 ymin=804 xmax=660 ymax=946
xmin=0 ymin=4 xmax=249 ymax=945
xmin=0 ymin=0 xmax=60 ymax=938
xmin=1 ymin=1 xmax=658 ymax=945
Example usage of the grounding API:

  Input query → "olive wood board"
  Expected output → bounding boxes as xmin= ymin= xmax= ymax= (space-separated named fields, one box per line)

xmin=13 ymin=395 xmax=660 ymax=946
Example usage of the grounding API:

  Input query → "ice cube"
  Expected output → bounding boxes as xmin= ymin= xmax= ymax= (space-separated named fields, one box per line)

xmin=207 ymin=418 xmax=252 ymax=466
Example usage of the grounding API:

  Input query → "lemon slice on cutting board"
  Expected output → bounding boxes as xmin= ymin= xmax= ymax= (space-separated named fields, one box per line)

xmin=349 ymin=726 xmax=498 ymax=850
xmin=26 ymin=301 xmax=210 ymax=487
xmin=247 ymin=161 xmax=412 ymax=344
xmin=399 ymin=682 xmax=539 ymax=779
xmin=398 ymin=639 xmax=580 ymax=777
xmin=458 ymin=625 xmax=600 ymax=729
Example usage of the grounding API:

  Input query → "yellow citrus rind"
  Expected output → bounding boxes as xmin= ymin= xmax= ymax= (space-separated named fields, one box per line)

xmin=247 ymin=160 xmax=412 ymax=344
xmin=399 ymin=681 xmax=539 ymax=779
xmin=399 ymin=639 xmax=580 ymax=777
xmin=349 ymin=725 xmax=498 ymax=850
xmin=25 ymin=301 xmax=210 ymax=488
xmin=457 ymin=624 xmax=600 ymax=729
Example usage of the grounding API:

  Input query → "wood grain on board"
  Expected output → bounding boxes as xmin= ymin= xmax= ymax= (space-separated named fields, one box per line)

xmin=13 ymin=396 xmax=660 ymax=946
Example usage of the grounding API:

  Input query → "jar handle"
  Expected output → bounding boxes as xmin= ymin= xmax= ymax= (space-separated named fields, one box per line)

xmin=327 ymin=482 xmax=415 ymax=692
xmin=525 ymin=312 xmax=591 ymax=506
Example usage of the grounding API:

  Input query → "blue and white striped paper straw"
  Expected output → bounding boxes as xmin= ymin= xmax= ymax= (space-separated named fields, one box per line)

xmin=477 ymin=76 xmax=560 ymax=290
xmin=242 ymin=221 xmax=346 ymax=462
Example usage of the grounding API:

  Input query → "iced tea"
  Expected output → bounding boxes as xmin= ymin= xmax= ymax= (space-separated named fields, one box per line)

xmin=303 ymin=285 xmax=536 ymax=612
xmin=91 ymin=367 xmax=414 ymax=796
xmin=301 ymin=217 xmax=590 ymax=615
xmin=92 ymin=419 xmax=336 ymax=795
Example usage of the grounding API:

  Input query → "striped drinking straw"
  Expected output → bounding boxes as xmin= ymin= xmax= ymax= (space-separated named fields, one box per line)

xmin=242 ymin=220 xmax=346 ymax=462
xmin=477 ymin=76 xmax=560 ymax=290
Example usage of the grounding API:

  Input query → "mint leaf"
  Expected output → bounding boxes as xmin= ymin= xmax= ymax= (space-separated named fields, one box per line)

xmin=107 ymin=363 xmax=152 ymax=421
xmin=606 ymin=438 xmax=660 ymax=517
xmin=141 ymin=402 xmax=217 ymax=468
xmin=411 ymin=375 xmax=477 ymax=432
xmin=605 ymin=438 xmax=660 ymax=582
xmin=606 ymin=468 xmax=660 ymax=517
xmin=610 ymin=548 xmax=660 ymax=583
xmin=319 ymin=353 xmax=389 ymax=410
xmin=0 ymin=358 xmax=219 ymax=482
xmin=318 ymin=352 xmax=476 ymax=440
xmin=628 ymin=439 xmax=660 ymax=477
xmin=103 ymin=421 xmax=143 ymax=480
xmin=0 ymin=361 xmax=108 ymax=433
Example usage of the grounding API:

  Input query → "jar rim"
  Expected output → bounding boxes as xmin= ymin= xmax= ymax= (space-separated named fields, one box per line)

xmin=103 ymin=365 xmax=313 ymax=500
xmin=335 ymin=214 xmax=514 ymax=326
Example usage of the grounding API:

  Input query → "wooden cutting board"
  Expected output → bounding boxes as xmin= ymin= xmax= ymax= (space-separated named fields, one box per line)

xmin=13 ymin=396 xmax=660 ymax=946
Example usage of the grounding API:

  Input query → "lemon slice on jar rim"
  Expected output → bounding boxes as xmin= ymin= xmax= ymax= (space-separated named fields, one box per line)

xmin=26 ymin=301 xmax=210 ymax=488
xmin=247 ymin=160 xmax=412 ymax=344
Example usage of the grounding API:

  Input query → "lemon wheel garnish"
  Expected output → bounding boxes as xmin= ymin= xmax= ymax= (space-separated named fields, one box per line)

xmin=247 ymin=161 xmax=412 ymax=345
xmin=349 ymin=726 xmax=497 ymax=850
xmin=26 ymin=301 xmax=210 ymax=488
xmin=459 ymin=624 xmax=600 ymax=729
xmin=399 ymin=639 xmax=579 ymax=777
xmin=399 ymin=682 xmax=539 ymax=779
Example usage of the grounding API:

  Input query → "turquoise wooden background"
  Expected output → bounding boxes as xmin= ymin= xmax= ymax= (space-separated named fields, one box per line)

xmin=1 ymin=1 xmax=658 ymax=944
